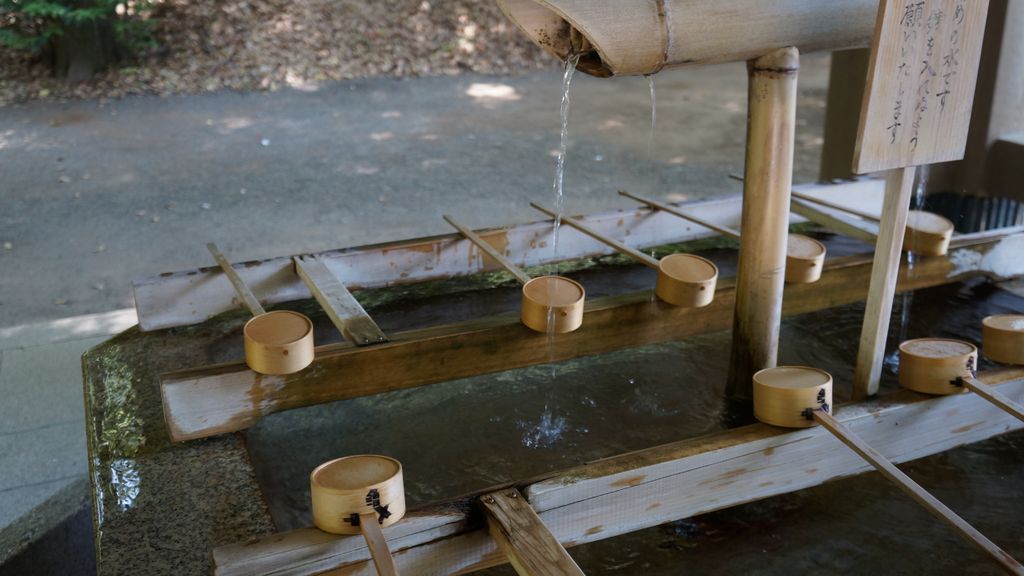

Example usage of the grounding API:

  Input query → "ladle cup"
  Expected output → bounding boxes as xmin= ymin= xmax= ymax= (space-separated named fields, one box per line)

xmin=311 ymin=454 xmax=405 ymax=576
xmin=899 ymin=337 xmax=1024 ymax=423
xmin=618 ymin=190 xmax=826 ymax=284
xmin=728 ymin=173 xmax=955 ymax=256
xmin=443 ymin=215 xmax=585 ymax=333
xmin=982 ymin=314 xmax=1024 ymax=366
xmin=530 ymin=203 xmax=718 ymax=307
xmin=792 ymin=191 xmax=954 ymax=256
xmin=753 ymin=366 xmax=1024 ymax=574
xmin=207 ymin=243 xmax=314 ymax=375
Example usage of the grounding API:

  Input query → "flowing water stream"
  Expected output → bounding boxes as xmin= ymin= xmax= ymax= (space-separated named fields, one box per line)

xmin=548 ymin=52 xmax=582 ymax=280
xmin=646 ymin=74 xmax=656 ymax=159
xmin=645 ymin=74 xmax=659 ymax=301
xmin=529 ymin=52 xmax=582 ymax=450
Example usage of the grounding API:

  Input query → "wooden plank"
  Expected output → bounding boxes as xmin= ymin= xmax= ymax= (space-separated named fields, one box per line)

xmin=853 ymin=166 xmax=915 ymax=400
xmin=132 ymin=180 xmax=888 ymax=332
xmin=213 ymin=509 xmax=469 ymax=576
xmin=160 ymin=229 xmax=1024 ymax=442
xmin=481 ymin=489 xmax=585 ymax=576
xmin=293 ymin=256 xmax=387 ymax=346
xmin=213 ymin=369 xmax=1024 ymax=576
xmin=853 ymin=0 xmax=990 ymax=173
xmin=812 ymin=410 xmax=1024 ymax=573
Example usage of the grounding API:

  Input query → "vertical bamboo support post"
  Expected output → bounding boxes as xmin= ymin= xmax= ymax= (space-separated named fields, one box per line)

xmin=852 ymin=166 xmax=915 ymax=400
xmin=726 ymin=46 xmax=800 ymax=399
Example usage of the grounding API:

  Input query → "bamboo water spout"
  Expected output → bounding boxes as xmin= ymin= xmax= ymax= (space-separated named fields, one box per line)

xmin=496 ymin=0 xmax=877 ymax=77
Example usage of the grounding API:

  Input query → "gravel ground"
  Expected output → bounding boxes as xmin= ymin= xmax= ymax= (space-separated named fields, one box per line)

xmin=0 ymin=0 xmax=554 ymax=106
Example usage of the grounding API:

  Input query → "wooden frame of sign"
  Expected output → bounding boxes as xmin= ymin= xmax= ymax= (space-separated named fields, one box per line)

xmin=851 ymin=0 xmax=989 ymax=400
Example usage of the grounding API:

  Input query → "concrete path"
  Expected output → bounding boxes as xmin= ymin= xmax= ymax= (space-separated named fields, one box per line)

xmin=0 ymin=308 xmax=136 ymax=535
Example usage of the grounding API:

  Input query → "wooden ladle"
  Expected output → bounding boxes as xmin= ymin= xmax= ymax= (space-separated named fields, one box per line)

xmin=443 ymin=215 xmax=585 ymax=333
xmin=791 ymin=190 xmax=954 ymax=256
xmin=727 ymin=173 xmax=954 ymax=256
xmin=207 ymin=243 xmax=314 ymax=375
xmin=899 ymin=337 xmax=1024 ymax=423
xmin=983 ymin=314 xmax=1024 ymax=366
xmin=753 ymin=366 xmax=1024 ymax=574
xmin=311 ymin=455 xmax=405 ymax=576
xmin=530 ymin=202 xmax=718 ymax=307
xmin=618 ymin=190 xmax=826 ymax=284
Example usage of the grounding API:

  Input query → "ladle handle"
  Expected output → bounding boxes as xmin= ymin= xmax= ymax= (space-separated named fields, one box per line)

xmin=359 ymin=513 xmax=400 ymax=576
xmin=529 ymin=202 xmax=661 ymax=270
xmin=790 ymin=191 xmax=881 ymax=223
xmin=727 ymin=173 xmax=881 ymax=222
xmin=812 ymin=410 xmax=1024 ymax=575
xmin=442 ymin=215 xmax=532 ymax=285
xmin=207 ymin=242 xmax=266 ymax=316
xmin=962 ymin=378 xmax=1024 ymax=424
xmin=618 ymin=190 xmax=741 ymax=239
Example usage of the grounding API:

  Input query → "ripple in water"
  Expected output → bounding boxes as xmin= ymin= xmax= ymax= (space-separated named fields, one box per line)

xmin=517 ymin=404 xmax=569 ymax=449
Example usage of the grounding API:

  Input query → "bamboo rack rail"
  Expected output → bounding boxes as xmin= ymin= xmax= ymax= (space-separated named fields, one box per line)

xmin=161 ymin=227 xmax=1024 ymax=441
xmin=132 ymin=180 xmax=885 ymax=332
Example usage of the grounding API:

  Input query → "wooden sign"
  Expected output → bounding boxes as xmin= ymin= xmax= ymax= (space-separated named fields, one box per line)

xmin=853 ymin=0 xmax=989 ymax=174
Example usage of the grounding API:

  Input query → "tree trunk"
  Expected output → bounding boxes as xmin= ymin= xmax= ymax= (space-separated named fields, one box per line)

xmin=49 ymin=17 xmax=119 ymax=81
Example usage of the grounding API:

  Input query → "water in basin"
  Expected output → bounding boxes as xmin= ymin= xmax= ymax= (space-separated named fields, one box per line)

xmin=244 ymin=235 xmax=1024 ymax=574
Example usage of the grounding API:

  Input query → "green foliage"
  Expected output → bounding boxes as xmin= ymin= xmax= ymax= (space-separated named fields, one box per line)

xmin=0 ymin=0 xmax=153 ymax=55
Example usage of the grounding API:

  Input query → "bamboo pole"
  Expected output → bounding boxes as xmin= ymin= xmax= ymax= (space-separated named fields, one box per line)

xmin=813 ymin=410 xmax=1024 ymax=575
xmin=726 ymin=46 xmax=799 ymax=400
xmin=852 ymin=166 xmax=915 ymax=400
xmin=496 ymin=0 xmax=875 ymax=77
